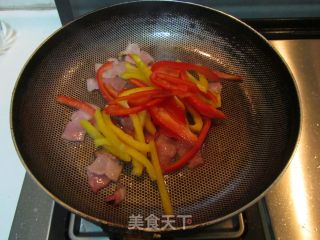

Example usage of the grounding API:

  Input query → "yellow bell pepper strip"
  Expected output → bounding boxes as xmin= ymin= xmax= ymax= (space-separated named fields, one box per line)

xmin=138 ymin=110 xmax=147 ymax=127
xmin=80 ymin=119 xmax=103 ymax=139
xmin=131 ymin=158 xmax=144 ymax=176
xmin=95 ymin=110 xmax=131 ymax=161
xmin=184 ymin=71 xmax=207 ymax=93
xmin=212 ymin=92 xmax=221 ymax=108
xmin=94 ymin=137 xmax=112 ymax=146
xmin=94 ymin=138 xmax=131 ymax=162
xmin=130 ymin=114 xmax=145 ymax=176
xmin=198 ymin=73 xmax=209 ymax=92
xmin=120 ymin=62 xmax=149 ymax=83
xmin=186 ymin=105 xmax=203 ymax=133
xmin=120 ymin=71 xmax=148 ymax=83
xmin=129 ymin=54 xmax=152 ymax=82
xmin=116 ymin=89 xmax=150 ymax=176
xmin=103 ymin=113 xmax=150 ymax=152
xmin=119 ymin=86 xmax=156 ymax=97
xmin=150 ymin=140 xmax=173 ymax=215
xmin=125 ymin=146 xmax=157 ymax=181
xmin=80 ymin=119 xmax=131 ymax=162
xmin=145 ymin=112 xmax=157 ymax=135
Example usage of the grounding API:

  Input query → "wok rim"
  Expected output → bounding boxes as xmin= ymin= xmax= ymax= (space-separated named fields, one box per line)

xmin=10 ymin=0 xmax=301 ymax=232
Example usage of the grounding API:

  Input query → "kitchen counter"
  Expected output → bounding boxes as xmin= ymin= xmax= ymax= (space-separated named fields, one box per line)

xmin=0 ymin=9 xmax=61 ymax=239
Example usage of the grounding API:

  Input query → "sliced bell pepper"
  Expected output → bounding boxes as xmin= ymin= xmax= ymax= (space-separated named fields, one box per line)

xmin=152 ymin=72 xmax=200 ymax=93
xmin=94 ymin=138 xmax=131 ymax=162
xmin=128 ymin=78 xmax=148 ymax=87
xmin=182 ymin=71 xmax=207 ymax=93
xmin=150 ymin=72 xmax=194 ymax=97
xmin=80 ymin=119 xmax=103 ymax=139
xmin=95 ymin=110 xmax=131 ymax=161
xmin=151 ymin=61 xmax=241 ymax=81
xmin=186 ymin=104 xmax=203 ymax=133
xmin=56 ymin=95 xmax=96 ymax=116
xmin=198 ymin=73 xmax=209 ymax=91
xmin=149 ymin=140 xmax=173 ymax=215
xmin=148 ymin=104 xmax=197 ymax=143
xmin=144 ymin=112 xmax=157 ymax=135
xmin=129 ymin=54 xmax=152 ymax=81
xmin=184 ymin=94 xmax=225 ymax=119
xmin=94 ymin=137 xmax=157 ymax=181
xmin=104 ymin=98 xmax=165 ymax=116
xmin=103 ymin=113 xmax=150 ymax=152
xmin=96 ymin=61 xmax=117 ymax=102
xmin=126 ymin=146 xmax=157 ymax=181
xmin=130 ymin=113 xmax=146 ymax=176
xmin=162 ymin=118 xmax=211 ymax=174
xmin=162 ymin=97 xmax=187 ymax=124
xmin=110 ymin=88 xmax=170 ymax=106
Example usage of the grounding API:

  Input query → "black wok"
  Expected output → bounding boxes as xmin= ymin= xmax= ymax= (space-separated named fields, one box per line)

xmin=11 ymin=0 xmax=300 ymax=233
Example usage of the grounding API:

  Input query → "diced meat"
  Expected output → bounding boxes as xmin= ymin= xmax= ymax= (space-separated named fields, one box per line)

xmin=119 ymin=116 xmax=134 ymax=134
xmin=155 ymin=133 xmax=177 ymax=167
xmin=122 ymin=43 xmax=153 ymax=65
xmin=176 ymin=140 xmax=192 ymax=157
xmin=107 ymin=58 xmax=119 ymax=64
xmin=140 ymin=50 xmax=154 ymax=65
xmin=62 ymin=109 xmax=92 ymax=141
xmin=103 ymin=76 xmax=127 ymax=92
xmin=187 ymin=151 xmax=204 ymax=169
xmin=124 ymin=55 xmax=135 ymax=64
xmin=95 ymin=63 xmax=103 ymax=72
xmin=86 ymin=78 xmax=99 ymax=92
xmin=61 ymin=120 xmax=86 ymax=141
xmin=106 ymin=184 xmax=126 ymax=205
xmin=125 ymin=43 xmax=141 ymax=55
xmin=87 ymin=171 xmax=111 ymax=193
xmin=87 ymin=152 xmax=123 ymax=182
xmin=71 ymin=109 xmax=92 ymax=121
xmin=208 ymin=81 xmax=222 ymax=93
xmin=102 ymin=61 xmax=126 ymax=79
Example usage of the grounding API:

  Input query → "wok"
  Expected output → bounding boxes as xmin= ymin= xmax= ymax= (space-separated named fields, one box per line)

xmin=11 ymin=0 xmax=300 ymax=233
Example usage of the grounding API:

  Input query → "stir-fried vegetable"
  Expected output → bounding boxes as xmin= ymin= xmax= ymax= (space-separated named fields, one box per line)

xmin=56 ymin=44 xmax=241 ymax=214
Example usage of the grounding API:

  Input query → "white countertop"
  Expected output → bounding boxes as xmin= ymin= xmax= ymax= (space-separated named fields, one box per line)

xmin=0 ymin=9 xmax=61 ymax=239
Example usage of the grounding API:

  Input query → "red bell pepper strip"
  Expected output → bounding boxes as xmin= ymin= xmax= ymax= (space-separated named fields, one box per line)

xmin=151 ymin=61 xmax=241 ymax=81
xmin=148 ymin=104 xmax=197 ymax=143
xmin=184 ymin=94 xmax=225 ymax=119
xmin=156 ymin=72 xmax=200 ymax=93
xmin=104 ymin=98 xmax=165 ymax=116
xmin=162 ymin=118 xmax=211 ymax=174
xmin=150 ymin=72 xmax=194 ymax=97
xmin=56 ymin=95 xmax=96 ymax=116
xmin=128 ymin=78 xmax=148 ymax=87
xmin=161 ymin=97 xmax=187 ymax=124
xmin=109 ymin=89 xmax=171 ymax=106
xmin=96 ymin=61 xmax=117 ymax=102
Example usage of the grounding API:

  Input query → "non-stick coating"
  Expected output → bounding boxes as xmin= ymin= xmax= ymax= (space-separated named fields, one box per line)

xmin=11 ymin=1 xmax=299 ymax=230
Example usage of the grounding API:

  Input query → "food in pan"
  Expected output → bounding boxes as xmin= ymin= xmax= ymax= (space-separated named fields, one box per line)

xmin=56 ymin=43 xmax=241 ymax=214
